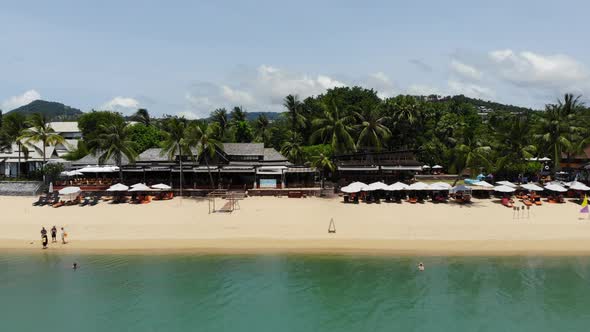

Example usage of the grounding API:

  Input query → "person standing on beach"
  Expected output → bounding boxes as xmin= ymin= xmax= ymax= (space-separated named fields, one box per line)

xmin=60 ymin=227 xmax=67 ymax=244
xmin=40 ymin=227 xmax=47 ymax=238
xmin=51 ymin=226 xmax=57 ymax=243
xmin=42 ymin=234 xmax=48 ymax=249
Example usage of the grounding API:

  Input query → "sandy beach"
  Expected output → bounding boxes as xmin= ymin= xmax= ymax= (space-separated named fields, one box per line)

xmin=2 ymin=196 xmax=590 ymax=255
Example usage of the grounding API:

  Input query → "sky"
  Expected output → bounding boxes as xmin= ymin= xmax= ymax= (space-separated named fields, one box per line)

xmin=1 ymin=0 xmax=590 ymax=118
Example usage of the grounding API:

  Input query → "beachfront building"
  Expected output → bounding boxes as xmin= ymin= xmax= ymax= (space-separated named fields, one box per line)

xmin=334 ymin=149 xmax=423 ymax=185
xmin=0 ymin=122 xmax=80 ymax=177
xmin=70 ymin=143 xmax=317 ymax=191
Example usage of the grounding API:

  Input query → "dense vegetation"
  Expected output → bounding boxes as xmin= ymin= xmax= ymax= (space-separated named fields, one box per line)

xmin=6 ymin=100 xmax=83 ymax=121
xmin=2 ymin=87 xmax=589 ymax=183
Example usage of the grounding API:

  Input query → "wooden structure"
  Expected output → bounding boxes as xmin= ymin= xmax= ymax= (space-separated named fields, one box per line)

xmin=207 ymin=190 xmax=246 ymax=213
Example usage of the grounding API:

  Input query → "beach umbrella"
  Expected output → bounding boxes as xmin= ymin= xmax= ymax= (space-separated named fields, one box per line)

xmin=48 ymin=182 xmax=53 ymax=193
xmin=130 ymin=183 xmax=145 ymax=188
xmin=496 ymin=180 xmax=517 ymax=188
xmin=429 ymin=183 xmax=450 ymax=191
xmin=494 ymin=185 xmax=516 ymax=193
xmin=58 ymin=186 xmax=81 ymax=195
xmin=129 ymin=183 xmax=158 ymax=192
xmin=107 ymin=183 xmax=129 ymax=192
xmin=341 ymin=185 xmax=360 ymax=193
xmin=348 ymin=182 xmax=370 ymax=191
xmin=568 ymin=181 xmax=590 ymax=191
xmin=539 ymin=157 xmax=551 ymax=161
xmin=432 ymin=165 xmax=443 ymax=169
xmin=544 ymin=183 xmax=567 ymax=192
xmin=521 ymin=183 xmax=544 ymax=191
xmin=473 ymin=180 xmax=494 ymax=188
xmin=408 ymin=182 xmax=430 ymax=190
xmin=450 ymin=184 xmax=471 ymax=193
xmin=152 ymin=183 xmax=172 ymax=190
xmin=422 ymin=165 xmax=431 ymax=169
xmin=387 ymin=182 xmax=409 ymax=191
xmin=367 ymin=181 xmax=389 ymax=191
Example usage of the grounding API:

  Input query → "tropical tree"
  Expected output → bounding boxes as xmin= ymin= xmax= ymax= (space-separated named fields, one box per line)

xmin=281 ymin=135 xmax=305 ymax=165
xmin=534 ymin=94 xmax=584 ymax=171
xmin=131 ymin=108 xmax=151 ymax=126
xmin=355 ymin=107 xmax=391 ymax=151
xmin=0 ymin=113 xmax=28 ymax=177
xmin=253 ymin=114 xmax=271 ymax=144
xmin=19 ymin=113 xmax=65 ymax=180
xmin=230 ymin=106 xmax=247 ymax=124
xmin=210 ymin=108 xmax=229 ymax=138
xmin=90 ymin=122 xmax=138 ymax=181
xmin=490 ymin=113 xmax=536 ymax=172
xmin=161 ymin=117 xmax=190 ymax=195
xmin=310 ymin=101 xmax=356 ymax=154
xmin=283 ymin=95 xmax=306 ymax=141
xmin=186 ymin=122 xmax=224 ymax=188
xmin=451 ymin=138 xmax=491 ymax=185
xmin=310 ymin=152 xmax=335 ymax=188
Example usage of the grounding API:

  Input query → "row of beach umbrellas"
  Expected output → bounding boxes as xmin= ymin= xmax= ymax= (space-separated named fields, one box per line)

xmin=341 ymin=181 xmax=455 ymax=193
xmin=56 ymin=183 xmax=172 ymax=196
xmin=490 ymin=180 xmax=590 ymax=193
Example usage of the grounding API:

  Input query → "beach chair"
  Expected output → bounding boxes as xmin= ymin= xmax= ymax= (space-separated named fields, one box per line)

xmin=32 ymin=196 xmax=46 ymax=206
xmin=52 ymin=200 xmax=65 ymax=208
xmin=523 ymin=199 xmax=533 ymax=207
xmin=534 ymin=197 xmax=542 ymax=206
xmin=90 ymin=194 xmax=100 ymax=206
xmin=501 ymin=197 xmax=513 ymax=208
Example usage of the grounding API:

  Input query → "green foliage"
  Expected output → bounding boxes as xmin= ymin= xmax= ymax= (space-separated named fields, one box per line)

xmin=6 ymin=100 xmax=83 ymax=121
xmin=233 ymin=121 xmax=253 ymax=143
xmin=126 ymin=123 xmax=165 ymax=153
xmin=78 ymin=111 xmax=126 ymax=150
xmin=62 ymin=140 xmax=89 ymax=161
xmin=43 ymin=163 xmax=65 ymax=182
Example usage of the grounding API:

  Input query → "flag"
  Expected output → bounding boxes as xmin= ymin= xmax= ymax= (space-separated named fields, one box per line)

xmin=581 ymin=195 xmax=589 ymax=213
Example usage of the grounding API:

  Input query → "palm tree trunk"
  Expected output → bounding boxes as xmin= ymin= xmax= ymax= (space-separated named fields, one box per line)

xmin=42 ymin=141 xmax=46 ymax=183
xmin=17 ymin=142 xmax=21 ymax=178
xmin=179 ymin=150 xmax=183 ymax=197
xmin=205 ymin=153 xmax=215 ymax=189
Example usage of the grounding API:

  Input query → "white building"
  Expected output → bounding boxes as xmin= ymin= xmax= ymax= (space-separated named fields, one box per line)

xmin=0 ymin=122 xmax=80 ymax=177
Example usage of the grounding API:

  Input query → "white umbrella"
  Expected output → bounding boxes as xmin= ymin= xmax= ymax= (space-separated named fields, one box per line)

xmin=432 ymin=165 xmax=443 ymax=169
xmin=130 ymin=183 xmax=145 ymax=188
xmin=544 ymin=183 xmax=567 ymax=192
xmin=494 ymin=185 xmax=516 ymax=193
xmin=568 ymin=181 xmax=590 ymax=191
xmin=429 ymin=183 xmax=450 ymax=190
xmin=152 ymin=183 xmax=172 ymax=190
xmin=129 ymin=183 xmax=158 ymax=192
xmin=79 ymin=165 xmax=119 ymax=173
xmin=496 ymin=180 xmax=517 ymax=188
xmin=107 ymin=183 xmax=129 ymax=192
xmin=451 ymin=184 xmax=471 ymax=193
xmin=473 ymin=180 xmax=494 ymax=188
xmin=341 ymin=185 xmax=360 ymax=193
xmin=387 ymin=182 xmax=409 ymax=191
xmin=408 ymin=182 xmax=430 ymax=190
xmin=367 ymin=181 xmax=389 ymax=191
xmin=58 ymin=186 xmax=81 ymax=195
xmin=521 ymin=183 xmax=544 ymax=191
xmin=539 ymin=157 xmax=551 ymax=161
xmin=422 ymin=165 xmax=431 ymax=169
xmin=48 ymin=182 xmax=53 ymax=193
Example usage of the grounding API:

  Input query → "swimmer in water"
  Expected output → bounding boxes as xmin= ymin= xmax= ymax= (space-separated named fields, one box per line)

xmin=72 ymin=262 xmax=78 ymax=270
xmin=418 ymin=262 xmax=425 ymax=271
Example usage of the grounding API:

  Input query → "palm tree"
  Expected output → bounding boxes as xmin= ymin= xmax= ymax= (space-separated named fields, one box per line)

xmin=186 ymin=123 xmax=224 ymax=189
xmin=310 ymin=152 xmax=335 ymax=189
xmin=534 ymin=94 xmax=584 ymax=171
xmin=132 ymin=108 xmax=151 ymax=126
xmin=230 ymin=106 xmax=247 ymax=124
xmin=210 ymin=108 xmax=229 ymax=138
xmin=19 ymin=113 xmax=65 ymax=180
xmin=1 ymin=113 xmax=27 ymax=177
xmin=161 ymin=117 xmax=190 ymax=196
xmin=281 ymin=135 xmax=305 ymax=165
xmin=355 ymin=108 xmax=391 ymax=151
xmin=451 ymin=138 xmax=491 ymax=186
xmin=491 ymin=113 xmax=536 ymax=171
xmin=253 ymin=114 xmax=270 ymax=144
xmin=310 ymin=101 xmax=356 ymax=154
xmin=283 ymin=95 xmax=306 ymax=141
xmin=91 ymin=122 xmax=138 ymax=181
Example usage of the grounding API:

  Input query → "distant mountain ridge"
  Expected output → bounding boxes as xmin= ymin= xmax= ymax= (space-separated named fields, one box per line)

xmin=7 ymin=100 xmax=83 ymax=120
xmin=245 ymin=112 xmax=284 ymax=121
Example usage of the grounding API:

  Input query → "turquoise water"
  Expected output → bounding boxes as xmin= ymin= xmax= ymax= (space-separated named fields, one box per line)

xmin=1 ymin=254 xmax=590 ymax=331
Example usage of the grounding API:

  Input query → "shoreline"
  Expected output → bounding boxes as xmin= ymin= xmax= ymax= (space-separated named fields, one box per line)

xmin=3 ymin=195 xmax=590 ymax=256
xmin=3 ymin=239 xmax=590 ymax=256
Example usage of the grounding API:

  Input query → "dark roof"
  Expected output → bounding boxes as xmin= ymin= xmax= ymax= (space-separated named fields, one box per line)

xmin=73 ymin=152 xmax=130 ymax=166
xmin=263 ymin=148 xmax=287 ymax=161
xmin=222 ymin=143 xmax=264 ymax=156
xmin=138 ymin=148 xmax=168 ymax=162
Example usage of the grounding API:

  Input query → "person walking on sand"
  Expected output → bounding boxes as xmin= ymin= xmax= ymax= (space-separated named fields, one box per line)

xmin=60 ymin=227 xmax=67 ymax=244
xmin=40 ymin=227 xmax=47 ymax=238
xmin=51 ymin=226 xmax=57 ymax=243
xmin=42 ymin=233 xmax=48 ymax=249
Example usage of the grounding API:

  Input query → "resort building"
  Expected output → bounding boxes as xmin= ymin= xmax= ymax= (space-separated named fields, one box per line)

xmin=0 ymin=122 xmax=80 ymax=177
xmin=70 ymin=143 xmax=317 ymax=191
xmin=334 ymin=149 xmax=423 ymax=185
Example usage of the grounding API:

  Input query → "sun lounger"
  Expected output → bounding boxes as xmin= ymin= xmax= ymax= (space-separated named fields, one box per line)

xmin=33 ymin=196 xmax=46 ymax=206
xmin=90 ymin=195 xmax=100 ymax=206
xmin=523 ymin=199 xmax=533 ymax=207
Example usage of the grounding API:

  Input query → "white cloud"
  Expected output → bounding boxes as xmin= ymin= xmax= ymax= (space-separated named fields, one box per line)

xmin=367 ymin=72 xmax=395 ymax=98
xmin=1 ymin=89 xmax=41 ymax=110
xmin=176 ymin=111 xmax=199 ymax=120
xmin=406 ymin=84 xmax=442 ymax=96
xmin=450 ymin=60 xmax=482 ymax=81
xmin=102 ymin=96 xmax=140 ymax=112
xmin=221 ymin=85 xmax=255 ymax=105
xmin=448 ymin=80 xmax=494 ymax=99
xmin=488 ymin=49 xmax=588 ymax=86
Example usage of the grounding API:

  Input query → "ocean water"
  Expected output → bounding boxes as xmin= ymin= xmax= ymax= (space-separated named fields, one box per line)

xmin=1 ymin=254 xmax=590 ymax=332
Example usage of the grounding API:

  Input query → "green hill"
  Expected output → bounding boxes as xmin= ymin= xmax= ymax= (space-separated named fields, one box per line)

xmin=6 ymin=100 xmax=83 ymax=120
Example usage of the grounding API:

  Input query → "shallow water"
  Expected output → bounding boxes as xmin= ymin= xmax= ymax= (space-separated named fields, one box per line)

xmin=1 ymin=253 xmax=590 ymax=331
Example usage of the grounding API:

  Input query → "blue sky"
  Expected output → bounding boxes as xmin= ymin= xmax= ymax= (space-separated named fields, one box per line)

xmin=1 ymin=0 xmax=589 ymax=117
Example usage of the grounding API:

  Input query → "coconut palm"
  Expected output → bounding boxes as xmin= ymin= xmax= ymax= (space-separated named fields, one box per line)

xmin=1 ymin=113 xmax=27 ymax=177
xmin=132 ymin=108 xmax=151 ymax=126
xmin=281 ymin=135 xmax=305 ymax=165
xmin=355 ymin=108 xmax=391 ymax=151
xmin=491 ymin=113 xmax=536 ymax=170
xmin=161 ymin=117 xmax=190 ymax=195
xmin=210 ymin=108 xmax=229 ymax=138
xmin=451 ymin=138 xmax=491 ymax=186
xmin=19 ymin=113 xmax=65 ymax=180
xmin=230 ymin=106 xmax=247 ymax=124
xmin=253 ymin=113 xmax=271 ymax=144
xmin=311 ymin=101 xmax=356 ymax=154
xmin=91 ymin=122 xmax=138 ymax=181
xmin=186 ymin=122 xmax=224 ymax=189
xmin=310 ymin=152 xmax=335 ymax=189
xmin=283 ymin=94 xmax=306 ymax=141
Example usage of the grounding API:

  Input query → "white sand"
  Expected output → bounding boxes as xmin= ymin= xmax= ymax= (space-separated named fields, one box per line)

xmin=2 ymin=196 xmax=590 ymax=255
